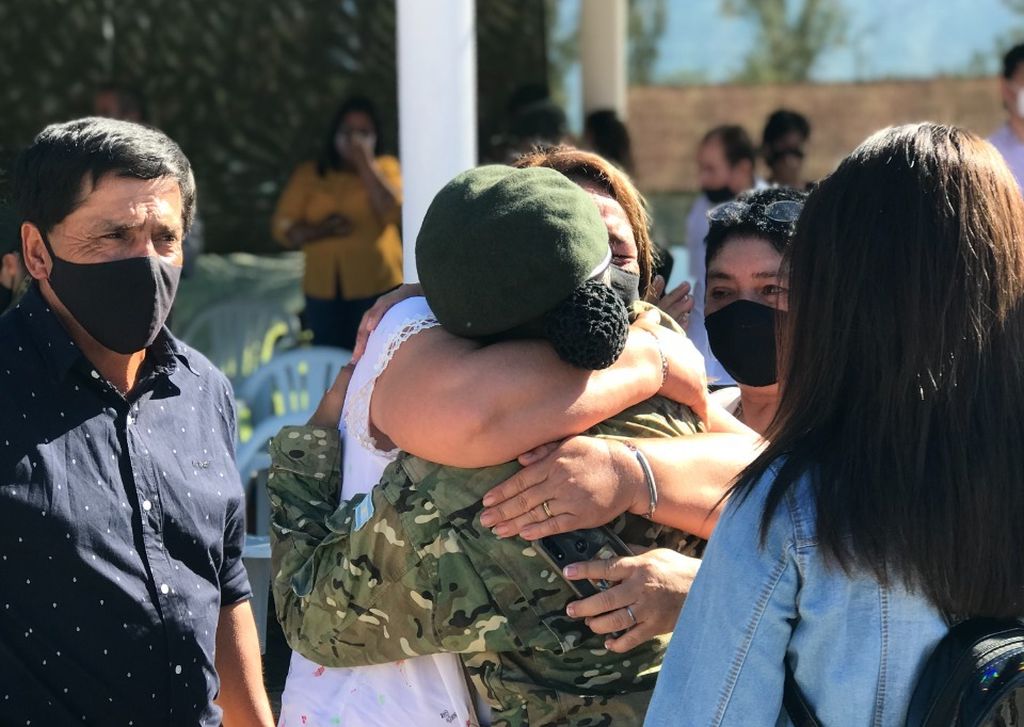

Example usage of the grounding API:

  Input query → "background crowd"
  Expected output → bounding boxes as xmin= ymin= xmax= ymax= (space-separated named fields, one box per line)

xmin=2 ymin=3 xmax=1024 ymax=724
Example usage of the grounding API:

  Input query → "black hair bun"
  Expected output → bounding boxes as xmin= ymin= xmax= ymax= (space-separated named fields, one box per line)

xmin=543 ymin=279 xmax=629 ymax=370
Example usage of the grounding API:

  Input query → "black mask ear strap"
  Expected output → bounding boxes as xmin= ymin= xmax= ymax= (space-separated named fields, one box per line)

xmin=34 ymin=225 xmax=60 ymax=268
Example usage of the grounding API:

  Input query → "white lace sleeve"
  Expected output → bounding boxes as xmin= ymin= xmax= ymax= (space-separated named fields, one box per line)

xmin=342 ymin=296 xmax=439 ymax=459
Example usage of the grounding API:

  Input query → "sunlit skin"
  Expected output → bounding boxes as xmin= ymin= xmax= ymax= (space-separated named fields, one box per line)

xmin=0 ymin=252 xmax=25 ymax=291
xmin=705 ymin=235 xmax=787 ymax=435
xmin=1001 ymin=63 xmax=1024 ymax=141
xmin=578 ymin=180 xmax=640 ymax=278
xmin=20 ymin=174 xmax=184 ymax=393
xmin=697 ymin=136 xmax=753 ymax=195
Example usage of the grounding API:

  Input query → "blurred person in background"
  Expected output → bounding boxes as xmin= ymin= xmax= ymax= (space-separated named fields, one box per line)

xmin=273 ymin=95 xmax=402 ymax=349
xmin=685 ymin=125 xmax=763 ymax=386
xmin=761 ymin=109 xmax=811 ymax=189
xmin=0 ymin=205 xmax=27 ymax=314
xmin=990 ymin=42 xmax=1024 ymax=192
xmin=583 ymin=109 xmax=635 ymax=174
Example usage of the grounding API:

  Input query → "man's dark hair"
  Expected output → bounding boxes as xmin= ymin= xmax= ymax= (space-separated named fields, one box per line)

xmin=1003 ymin=43 xmax=1024 ymax=79
xmin=13 ymin=117 xmax=196 ymax=236
xmin=318 ymin=95 xmax=383 ymax=175
xmin=702 ymin=125 xmax=755 ymax=167
xmin=762 ymin=109 xmax=811 ymax=147
xmin=704 ymin=185 xmax=806 ymax=271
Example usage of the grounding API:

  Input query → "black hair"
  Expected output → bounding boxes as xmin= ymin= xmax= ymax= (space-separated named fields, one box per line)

xmin=735 ymin=123 xmax=1024 ymax=618
xmin=701 ymin=125 xmax=755 ymax=167
xmin=704 ymin=186 xmax=806 ymax=271
xmin=584 ymin=109 xmax=634 ymax=172
xmin=510 ymin=100 xmax=568 ymax=147
xmin=762 ymin=109 xmax=811 ymax=147
xmin=317 ymin=95 xmax=383 ymax=175
xmin=13 ymin=117 xmax=195 ymax=237
xmin=1003 ymin=42 xmax=1024 ymax=79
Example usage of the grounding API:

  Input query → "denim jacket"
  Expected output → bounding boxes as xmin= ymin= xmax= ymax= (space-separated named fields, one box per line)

xmin=645 ymin=465 xmax=949 ymax=726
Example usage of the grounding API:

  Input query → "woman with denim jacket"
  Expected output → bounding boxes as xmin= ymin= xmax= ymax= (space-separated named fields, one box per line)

xmin=646 ymin=124 xmax=1024 ymax=725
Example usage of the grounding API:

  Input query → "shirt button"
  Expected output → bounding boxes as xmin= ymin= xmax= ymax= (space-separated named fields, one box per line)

xmin=174 ymin=665 xmax=182 ymax=675
xmin=160 ymin=584 xmax=169 ymax=595
xmin=142 ymin=500 xmax=152 ymax=512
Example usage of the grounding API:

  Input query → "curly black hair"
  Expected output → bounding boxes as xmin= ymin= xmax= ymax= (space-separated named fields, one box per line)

xmin=704 ymin=186 xmax=807 ymax=271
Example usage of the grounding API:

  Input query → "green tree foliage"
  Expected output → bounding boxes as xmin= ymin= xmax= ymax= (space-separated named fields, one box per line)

xmin=629 ymin=0 xmax=667 ymax=85
xmin=0 ymin=0 xmax=546 ymax=253
xmin=721 ymin=0 xmax=848 ymax=83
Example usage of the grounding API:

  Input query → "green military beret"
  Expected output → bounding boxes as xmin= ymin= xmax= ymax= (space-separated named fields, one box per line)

xmin=416 ymin=165 xmax=612 ymax=338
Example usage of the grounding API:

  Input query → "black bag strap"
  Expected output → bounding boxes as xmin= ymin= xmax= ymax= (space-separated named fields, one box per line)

xmin=784 ymin=658 xmax=823 ymax=727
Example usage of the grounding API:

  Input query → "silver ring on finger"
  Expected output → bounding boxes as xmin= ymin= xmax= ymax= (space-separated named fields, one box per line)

xmin=542 ymin=500 xmax=554 ymax=519
xmin=625 ymin=605 xmax=638 ymax=627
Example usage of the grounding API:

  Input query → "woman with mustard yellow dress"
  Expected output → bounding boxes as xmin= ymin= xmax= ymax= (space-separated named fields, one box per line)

xmin=273 ymin=96 xmax=403 ymax=349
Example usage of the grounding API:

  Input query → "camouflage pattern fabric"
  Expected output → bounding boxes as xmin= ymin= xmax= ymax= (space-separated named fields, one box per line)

xmin=269 ymin=307 xmax=705 ymax=727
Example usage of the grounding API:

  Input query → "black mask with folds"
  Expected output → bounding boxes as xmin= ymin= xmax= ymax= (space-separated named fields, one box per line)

xmin=705 ymin=299 xmax=784 ymax=387
xmin=41 ymin=232 xmax=181 ymax=354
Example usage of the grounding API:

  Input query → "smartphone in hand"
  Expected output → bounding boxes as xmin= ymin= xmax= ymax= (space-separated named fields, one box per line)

xmin=536 ymin=527 xmax=633 ymax=599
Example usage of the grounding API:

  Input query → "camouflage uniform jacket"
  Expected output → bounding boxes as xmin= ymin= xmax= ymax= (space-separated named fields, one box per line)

xmin=269 ymin=320 xmax=704 ymax=727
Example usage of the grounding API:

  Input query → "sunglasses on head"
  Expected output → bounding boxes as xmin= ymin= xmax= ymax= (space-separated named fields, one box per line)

xmin=707 ymin=199 xmax=804 ymax=225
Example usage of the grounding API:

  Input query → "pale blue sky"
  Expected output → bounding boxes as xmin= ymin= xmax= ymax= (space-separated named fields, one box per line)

xmin=556 ymin=0 xmax=1021 ymax=128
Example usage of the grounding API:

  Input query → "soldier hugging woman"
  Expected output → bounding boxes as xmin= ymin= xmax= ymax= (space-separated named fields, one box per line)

xmin=268 ymin=166 xmax=707 ymax=726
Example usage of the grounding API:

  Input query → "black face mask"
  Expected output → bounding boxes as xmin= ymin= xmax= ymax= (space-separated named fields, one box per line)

xmin=609 ymin=265 xmax=640 ymax=309
xmin=0 ymin=283 xmax=12 ymax=313
xmin=702 ymin=186 xmax=735 ymax=204
xmin=41 ymin=233 xmax=181 ymax=354
xmin=704 ymin=299 xmax=783 ymax=387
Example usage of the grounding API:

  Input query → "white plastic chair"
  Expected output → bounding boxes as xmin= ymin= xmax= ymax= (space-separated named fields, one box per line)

xmin=234 ymin=346 xmax=352 ymax=426
xmin=179 ymin=300 xmax=300 ymax=383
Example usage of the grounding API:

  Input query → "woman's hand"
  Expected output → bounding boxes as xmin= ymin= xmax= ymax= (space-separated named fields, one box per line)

xmin=479 ymin=436 xmax=645 ymax=540
xmin=633 ymin=309 xmax=709 ymax=425
xmin=307 ymin=362 xmax=356 ymax=429
xmin=563 ymin=548 xmax=700 ymax=653
xmin=657 ymin=281 xmax=695 ymax=330
xmin=352 ymin=283 xmax=424 ymax=362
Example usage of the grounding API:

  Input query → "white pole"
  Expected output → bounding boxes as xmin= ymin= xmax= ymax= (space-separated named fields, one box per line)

xmin=580 ymin=0 xmax=628 ymax=119
xmin=397 ymin=0 xmax=478 ymax=283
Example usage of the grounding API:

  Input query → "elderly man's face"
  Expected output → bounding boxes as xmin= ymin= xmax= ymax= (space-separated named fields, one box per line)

xmin=41 ymin=174 xmax=184 ymax=271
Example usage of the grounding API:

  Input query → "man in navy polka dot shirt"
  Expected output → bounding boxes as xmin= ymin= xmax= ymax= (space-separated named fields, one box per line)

xmin=0 ymin=118 xmax=274 ymax=726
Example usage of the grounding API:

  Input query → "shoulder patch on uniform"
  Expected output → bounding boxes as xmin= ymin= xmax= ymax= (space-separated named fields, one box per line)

xmin=353 ymin=494 xmax=375 ymax=531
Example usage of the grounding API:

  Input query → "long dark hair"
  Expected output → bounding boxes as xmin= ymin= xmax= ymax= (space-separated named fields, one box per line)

xmin=316 ymin=95 xmax=382 ymax=175
xmin=736 ymin=123 xmax=1024 ymax=618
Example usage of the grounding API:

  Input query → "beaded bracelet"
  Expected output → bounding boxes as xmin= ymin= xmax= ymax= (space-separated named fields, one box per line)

xmin=623 ymin=441 xmax=658 ymax=520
